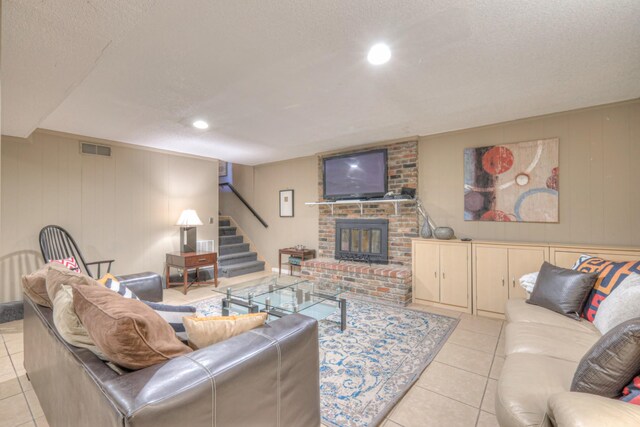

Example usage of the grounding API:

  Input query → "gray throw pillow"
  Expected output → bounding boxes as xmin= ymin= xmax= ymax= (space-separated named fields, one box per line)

xmin=571 ymin=318 xmax=640 ymax=397
xmin=593 ymin=273 xmax=640 ymax=334
xmin=526 ymin=262 xmax=598 ymax=319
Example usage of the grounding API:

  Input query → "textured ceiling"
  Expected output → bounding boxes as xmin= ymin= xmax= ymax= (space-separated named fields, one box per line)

xmin=3 ymin=0 xmax=640 ymax=165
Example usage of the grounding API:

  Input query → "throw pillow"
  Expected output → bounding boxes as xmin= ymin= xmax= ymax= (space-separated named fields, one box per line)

xmin=572 ymin=256 xmax=640 ymax=321
xmin=571 ymin=318 xmax=640 ymax=398
xmin=183 ymin=313 xmax=267 ymax=349
xmin=527 ymin=262 xmax=598 ymax=319
xmin=621 ymin=376 xmax=640 ymax=405
xmin=72 ymin=284 xmax=192 ymax=370
xmin=50 ymin=256 xmax=81 ymax=273
xmin=593 ymin=273 xmax=640 ymax=334
xmin=45 ymin=264 xmax=99 ymax=303
xmin=52 ymin=285 xmax=106 ymax=359
xmin=143 ymin=301 xmax=196 ymax=341
xmin=98 ymin=273 xmax=139 ymax=299
xmin=21 ymin=264 xmax=52 ymax=307
xmin=519 ymin=271 xmax=539 ymax=294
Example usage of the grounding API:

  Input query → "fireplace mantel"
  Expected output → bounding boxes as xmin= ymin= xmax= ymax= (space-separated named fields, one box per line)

xmin=305 ymin=198 xmax=415 ymax=215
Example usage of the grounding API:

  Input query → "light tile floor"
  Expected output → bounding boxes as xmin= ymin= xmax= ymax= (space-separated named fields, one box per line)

xmin=1 ymin=272 xmax=506 ymax=427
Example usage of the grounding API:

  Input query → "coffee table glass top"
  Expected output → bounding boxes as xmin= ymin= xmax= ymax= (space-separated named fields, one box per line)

xmin=212 ymin=275 xmax=345 ymax=323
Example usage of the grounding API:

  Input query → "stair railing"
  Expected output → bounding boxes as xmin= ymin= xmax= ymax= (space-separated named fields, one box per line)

xmin=219 ymin=182 xmax=269 ymax=228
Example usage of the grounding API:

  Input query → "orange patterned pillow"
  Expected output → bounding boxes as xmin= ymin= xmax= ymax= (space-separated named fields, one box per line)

xmin=573 ymin=256 xmax=640 ymax=321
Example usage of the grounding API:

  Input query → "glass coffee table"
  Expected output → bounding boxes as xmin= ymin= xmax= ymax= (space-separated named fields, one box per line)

xmin=212 ymin=275 xmax=348 ymax=331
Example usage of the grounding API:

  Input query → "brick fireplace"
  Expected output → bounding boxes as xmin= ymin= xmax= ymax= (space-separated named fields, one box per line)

xmin=301 ymin=140 xmax=418 ymax=305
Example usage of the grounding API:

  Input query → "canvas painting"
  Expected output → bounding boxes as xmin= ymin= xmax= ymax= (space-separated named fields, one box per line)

xmin=464 ymin=138 xmax=559 ymax=223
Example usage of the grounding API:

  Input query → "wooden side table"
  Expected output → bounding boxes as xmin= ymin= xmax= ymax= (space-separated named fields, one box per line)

xmin=165 ymin=251 xmax=218 ymax=294
xmin=279 ymin=248 xmax=316 ymax=277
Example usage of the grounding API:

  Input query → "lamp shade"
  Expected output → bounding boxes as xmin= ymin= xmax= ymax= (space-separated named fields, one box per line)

xmin=175 ymin=209 xmax=203 ymax=226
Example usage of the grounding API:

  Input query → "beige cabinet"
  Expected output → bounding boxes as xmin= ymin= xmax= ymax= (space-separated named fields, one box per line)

xmin=473 ymin=243 xmax=548 ymax=318
xmin=412 ymin=239 xmax=472 ymax=313
xmin=475 ymin=246 xmax=509 ymax=315
xmin=552 ymin=248 xmax=640 ymax=268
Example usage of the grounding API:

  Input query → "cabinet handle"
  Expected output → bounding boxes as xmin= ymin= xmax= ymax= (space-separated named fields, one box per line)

xmin=502 ymin=277 xmax=505 ymax=287
xmin=512 ymin=278 xmax=516 ymax=287
xmin=442 ymin=272 xmax=446 ymax=279
xmin=434 ymin=271 xmax=437 ymax=278
xmin=198 ymin=258 xmax=207 ymax=262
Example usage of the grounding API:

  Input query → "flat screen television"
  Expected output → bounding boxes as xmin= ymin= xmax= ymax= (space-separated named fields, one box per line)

xmin=323 ymin=149 xmax=388 ymax=200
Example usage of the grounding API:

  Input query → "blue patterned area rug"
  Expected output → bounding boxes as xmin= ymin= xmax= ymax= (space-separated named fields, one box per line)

xmin=195 ymin=290 xmax=458 ymax=427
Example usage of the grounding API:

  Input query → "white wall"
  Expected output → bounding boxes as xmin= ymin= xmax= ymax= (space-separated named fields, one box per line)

xmin=419 ymin=100 xmax=640 ymax=246
xmin=0 ymin=131 xmax=219 ymax=303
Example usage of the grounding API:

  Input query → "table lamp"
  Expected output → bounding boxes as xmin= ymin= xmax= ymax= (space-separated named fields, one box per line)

xmin=176 ymin=209 xmax=203 ymax=253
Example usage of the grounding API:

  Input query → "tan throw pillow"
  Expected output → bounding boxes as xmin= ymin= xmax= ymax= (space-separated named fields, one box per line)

xmin=45 ymin=264 xmax=98 ymax=302
xmin=72 ymin=284 xmax=192 ymax=370
xmin=52 ymin=285 xmax=106 ymax=359
xmin=184 ymin=313 xmax=267 ymax=349
xmin=22 ymin=264 xmax=52 ymax=307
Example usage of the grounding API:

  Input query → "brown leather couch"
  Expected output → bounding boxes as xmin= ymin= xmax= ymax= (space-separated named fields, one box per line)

xmin=496 ymin=299 xmax=640 ymax=426
xmin=23 ymin=274 xmax=321 ymax=427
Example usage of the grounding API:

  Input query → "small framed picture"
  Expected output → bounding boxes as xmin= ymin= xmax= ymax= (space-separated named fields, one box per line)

xmin=279 ymin=189 xmax=294 ymax=217
xmin=219 ymin=161 xmax=228 ymax=177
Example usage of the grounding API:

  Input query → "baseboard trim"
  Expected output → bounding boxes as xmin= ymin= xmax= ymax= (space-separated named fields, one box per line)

xmin=0 ymin=301 xmax=24 ymax=323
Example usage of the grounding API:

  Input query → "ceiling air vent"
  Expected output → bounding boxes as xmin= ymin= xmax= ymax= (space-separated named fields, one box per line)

xmin=80 ymin=142 xmax=112 ymax=157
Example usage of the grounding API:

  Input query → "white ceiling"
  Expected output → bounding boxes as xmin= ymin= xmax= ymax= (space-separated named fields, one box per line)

xmin=3 ymin=0 xmax=640 ymax=165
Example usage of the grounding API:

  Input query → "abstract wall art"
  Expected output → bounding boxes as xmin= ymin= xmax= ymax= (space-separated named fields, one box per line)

xmin=464 ymin=138 xmax=559 ymax=223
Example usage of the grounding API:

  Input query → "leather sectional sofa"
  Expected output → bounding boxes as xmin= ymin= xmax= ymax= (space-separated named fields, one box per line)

xmin=23 ymin=273 xmax=321 ymax=427
xmin=497 ymin=299 xmax=640 ymax=426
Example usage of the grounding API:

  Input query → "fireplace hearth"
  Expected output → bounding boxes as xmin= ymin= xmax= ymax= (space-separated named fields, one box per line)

xmin=335 ymin=218 xmax=388 ymax=264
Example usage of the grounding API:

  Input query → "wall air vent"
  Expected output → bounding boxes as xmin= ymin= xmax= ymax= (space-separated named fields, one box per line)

xmin=80 ymin=142 xmax=112 ymax=157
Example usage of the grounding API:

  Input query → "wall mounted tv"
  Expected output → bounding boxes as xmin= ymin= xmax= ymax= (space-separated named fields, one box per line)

xmin=323 ymin=149 xmax=388 ymax=200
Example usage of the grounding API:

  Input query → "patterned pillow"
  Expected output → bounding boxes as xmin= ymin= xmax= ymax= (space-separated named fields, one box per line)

xmin=143 ymin=302 xmax=196 ymax=341
xmin=51 ymin=257 xmax=81 ymax=273
xmin=98 ymin=273 xmax=138 ymax=299
xmin=621 ymin=376 xmax=640 ymax=405
xmin=572 ymin=255 xmax=640 ymax=321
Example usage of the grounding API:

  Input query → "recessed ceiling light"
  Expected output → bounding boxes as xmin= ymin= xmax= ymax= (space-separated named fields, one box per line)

xmin=192 ymin=120 xmax=209 ymax=129
xmin=367 ymin=43 xmax=391 ymax=65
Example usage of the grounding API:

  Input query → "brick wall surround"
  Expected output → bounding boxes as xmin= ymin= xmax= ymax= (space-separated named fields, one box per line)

xmin=302 ymin=140 xmax=418 ymax=306
xmin=316 ymin=140 xmax=419 ymax=266
xmin=302 ymin=258 xmax=412 ymax=306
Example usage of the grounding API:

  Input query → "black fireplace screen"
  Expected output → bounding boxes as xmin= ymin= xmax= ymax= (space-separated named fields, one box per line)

xmin=335 ymin=219 xmax=389 ymax=264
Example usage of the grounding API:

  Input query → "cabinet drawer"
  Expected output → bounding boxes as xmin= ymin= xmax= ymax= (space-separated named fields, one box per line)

xmin=186 ymin=253 xmax=216 ymax=267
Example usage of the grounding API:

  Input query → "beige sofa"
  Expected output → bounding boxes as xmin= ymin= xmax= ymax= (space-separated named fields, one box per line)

xmin=496 ymin=299 xmax=640 ymax=426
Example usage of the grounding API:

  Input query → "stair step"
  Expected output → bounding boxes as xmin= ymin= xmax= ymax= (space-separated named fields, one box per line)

xmin=219 ymin=235 xmax=243 ymax=245
xmin=219 ymin=226 xmax=237 ymax=236
xmin=219 ymin=260 xmax=265 ymax=278
xmin=219 ymin=242 xmax=250 ymax=256
xmin=219 ymin=219 xmax=231 ymax=227
xmin=218 ymin=251 xmax=258 ymax=266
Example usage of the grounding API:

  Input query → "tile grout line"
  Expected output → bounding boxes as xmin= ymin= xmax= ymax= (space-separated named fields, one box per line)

xmin=3 ymin=332 xmax=38 ymax=425
xmin=435 ymin=357 xmax=491 ymax=377
xmin=475 ymin=323 xmax=502 ymax=426
xmin=413 ymin=380 xmax=487 ymax=411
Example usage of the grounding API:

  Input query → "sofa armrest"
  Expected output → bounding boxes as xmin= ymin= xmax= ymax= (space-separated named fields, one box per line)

xmin=116 ymin=272 xmax=163 ymax=302
xmin=548 ymin=392 xmax=640 ymax=426
xmin=102 ymin=313 xmax=320 ymax=427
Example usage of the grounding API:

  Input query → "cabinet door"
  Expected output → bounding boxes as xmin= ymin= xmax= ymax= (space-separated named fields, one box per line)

xmin=440 ymin=244 xmax=469 ymax=308
xmin=413 ymin=242 xmax=440 ymax=302
xmin=475 ymin=246 xmax=509 ymax=314
xmin=508 ymin=247 xmax=547 ymax=300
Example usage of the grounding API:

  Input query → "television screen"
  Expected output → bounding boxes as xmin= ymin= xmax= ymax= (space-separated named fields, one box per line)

xmin=323 ymin=149 xmax=388 ymax=200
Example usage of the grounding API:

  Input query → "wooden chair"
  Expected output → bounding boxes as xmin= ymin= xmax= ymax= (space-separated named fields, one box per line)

xmin=38 ymin=225 xmax=114 ymax=278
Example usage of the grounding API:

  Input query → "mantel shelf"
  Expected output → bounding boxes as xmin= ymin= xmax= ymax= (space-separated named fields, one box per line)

xmin=305 ymin=198 xmax=415 ymax=215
